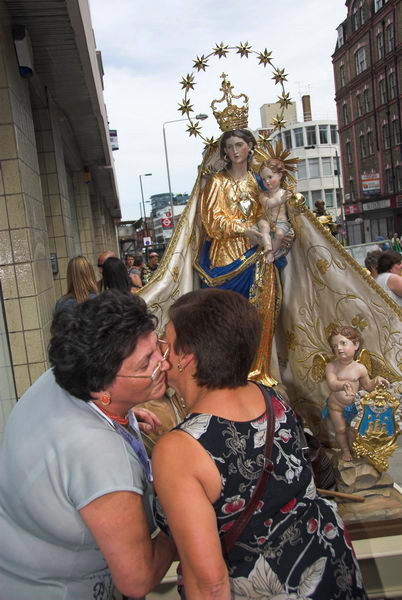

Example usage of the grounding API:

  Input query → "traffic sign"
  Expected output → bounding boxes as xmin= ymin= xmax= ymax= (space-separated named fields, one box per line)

xmin=162 ymin=217 xmax=172 ymax=229
xmin=143 ymin=236 xmax=152 ymax=246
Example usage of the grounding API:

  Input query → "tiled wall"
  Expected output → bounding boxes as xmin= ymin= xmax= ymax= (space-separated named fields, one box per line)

xmin=0 ymin=3 xmax=119 ymax=414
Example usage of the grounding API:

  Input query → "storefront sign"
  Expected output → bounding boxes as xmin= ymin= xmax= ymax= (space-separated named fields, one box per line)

xmin=361 ymin=172 xmax=380 ymax=196
xmin=345 ymin=204 xmax=361 ymax=215
xmin=362 ymin=199 xmax=391 ymax=211
xmin=109 ymin=129 xmax=119 ymax=151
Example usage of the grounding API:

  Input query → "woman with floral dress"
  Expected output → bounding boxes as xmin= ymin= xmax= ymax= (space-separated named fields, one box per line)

xmin=152 ymin=288 xmax=367 ymax=600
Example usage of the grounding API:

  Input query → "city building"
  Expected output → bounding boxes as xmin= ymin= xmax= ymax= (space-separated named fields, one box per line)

xmin=266 ymin=98 xmax=343 ymax=224
xmin=332 ymin=0 xmax=401 ymax=245
xmin=0 ymin=0 xmax=120 ymax=434
xmin=149 ymin=192 xmax=189 ymax=244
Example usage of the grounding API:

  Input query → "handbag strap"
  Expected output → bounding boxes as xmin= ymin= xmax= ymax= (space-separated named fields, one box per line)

xmin=221 ymin=383 xmax=275 ymax=556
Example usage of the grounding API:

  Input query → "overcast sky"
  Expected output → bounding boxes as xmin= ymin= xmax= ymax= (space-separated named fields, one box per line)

xmin=89 ymin=0 xmax=347 ymax=221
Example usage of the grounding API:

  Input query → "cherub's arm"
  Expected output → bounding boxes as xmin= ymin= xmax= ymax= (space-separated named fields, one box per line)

xmin=263 ymin=189 xmax=292 ymax=209
xmin=359 ymin=364 xmax=389 ymax=392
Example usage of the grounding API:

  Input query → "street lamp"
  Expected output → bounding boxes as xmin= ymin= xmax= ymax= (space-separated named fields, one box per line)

xmin=139 ymin=173 xmax=152 ymax=236
xmin=163 ymin=113 xmax=208 ymax=232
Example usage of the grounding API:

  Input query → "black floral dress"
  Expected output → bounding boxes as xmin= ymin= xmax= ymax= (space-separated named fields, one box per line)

xmin=157 ymin=387 xmax=367 ymax=600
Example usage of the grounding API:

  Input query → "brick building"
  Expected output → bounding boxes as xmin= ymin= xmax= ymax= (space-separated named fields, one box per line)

xmin=332 ymin=0 xmax=401 ymax=245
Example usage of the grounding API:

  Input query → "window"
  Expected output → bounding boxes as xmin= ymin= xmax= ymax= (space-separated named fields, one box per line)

xmin=385 ymin=168 xmax=393 ymax=192
xmin=349 ymin=179 xmax=355 ymax=200
xmin=360 ymin=134 xmax=367 ymax=158
xmin=383 ymin=124 xmax=390 ymax=149
xmin=386 ymin=24 xmax=394 ymax=52
xmin=294 ymin=127 xmax=304 ymax=147
xmin=330 ymin=125 xmax=338 ymax=144
xmin=340 ymin=65 xmax=346 ymax=87
xmin=297 ymin=159 xmax=307 ymax=179
xmin=306 ymin=126 xmax=317 ymax=146
xmin=397 ymin=166 xmax=402 ymax=191
xmin=342 ymin=103 xmax=349 ymax=126
xmin=319 ymin=125 xmax=328 ymax=144
xmin=308 ymin=158 xmax=320 ymax=178
xmin=346 ymin=141 xmax=352 ymax=164
xmin=337 ymin=25 xmax=345 ymax=47
xmin=355 ymin=47 xmax=367 ymax=75
xmin=311 ymin=190 xmax=322 ymax=207
xmin=367 ymin=131 xmax=374 ymax=154
xmin=360 ymin=5 xmax=366 ymax=25
xmin=388 ymin=72 xmax=397 ymax=99
xmin=356 ymin=94 xmax=364 ymax=117
xmin=363 ymin=89 xmax=371 ymax=112
xmin=379 ymin=78 xmax=387 ymax=104
xmin=352 ymin=9 xmax=361 ymax=31
xmin=375 ymin=0 xmax=384 ymax=11
xmin=377 ymin=32 xmax=384 ymax=59
xmin=325 ymin=189 xmax=334 ymax=208
xmin=322 ymin=157 xmax=332 ymax=176
xmin=283 ymin=130 xmax=292 ymax=149
xmin=393 ymin=120 xmax=401 ymax=146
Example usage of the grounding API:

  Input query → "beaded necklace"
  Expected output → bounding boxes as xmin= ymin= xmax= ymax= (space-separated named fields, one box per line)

xmin=96 ymin=404 xmax=129 ymax=426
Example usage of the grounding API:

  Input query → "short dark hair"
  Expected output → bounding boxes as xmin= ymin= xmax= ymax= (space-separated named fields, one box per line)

xmin=377 ymin=250 xmax=402 ymax=274
xmin=102 ymin=257 xmax=132 ymax=293
xmin=364 ymin=250 xmax=381 ymax=273
xmin=134 ymin=254 xmax=144 ymax=267
xmin=168 ymin=289 xmax=261 ymax=389
xmin=220 ymin=129 xmax=256 ymax=167
xmin=49 ymin=290 xmax=157 ymax=400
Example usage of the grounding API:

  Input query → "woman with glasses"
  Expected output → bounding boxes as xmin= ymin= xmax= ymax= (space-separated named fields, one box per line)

xmin=0 ymin=290 xmax=175 ymax=600
xmin=152 ymin=289 xmax=367 ymax=600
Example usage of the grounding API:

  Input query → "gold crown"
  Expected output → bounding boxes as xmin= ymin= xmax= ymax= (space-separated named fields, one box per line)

xmin=211 ymin=73 xmax=249 ymax=131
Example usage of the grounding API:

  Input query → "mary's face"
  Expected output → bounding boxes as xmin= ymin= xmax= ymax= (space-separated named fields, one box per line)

xmin=108 ymin=332 xmax=169 ymax=406
xmin=224 ymin=136 xmax=252 ymax=166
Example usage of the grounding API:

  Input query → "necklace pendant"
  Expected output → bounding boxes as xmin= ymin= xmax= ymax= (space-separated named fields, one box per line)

xmin=239 ymin=194 xmax=252 ymax=216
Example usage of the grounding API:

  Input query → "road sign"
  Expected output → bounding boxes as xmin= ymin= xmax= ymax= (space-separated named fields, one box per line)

xmin=162 ymin=217 xmax=172 ymax=229
xmin=143 ymin=236 xmax=152 ymax=246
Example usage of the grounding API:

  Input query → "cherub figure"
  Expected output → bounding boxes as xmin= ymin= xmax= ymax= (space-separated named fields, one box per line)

xmin=323 ymin=325 xmax=389 ymax=461
xmin=255 ymin=158 xmax=294 ymax=264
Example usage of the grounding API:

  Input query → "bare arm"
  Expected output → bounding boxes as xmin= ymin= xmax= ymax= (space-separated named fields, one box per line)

xmin=80 ymin=491 xmax=175 ymax=597
xmin=153 ymin=431 xmax=231 ymax=600
xmin=262 ymin=189 xmax=291 ymax=209
xmin=386 ymin=273 xmax=402 ymax=298
xmin=359 ymin=364 xmax=389 ymax=392
xmin=129 ymin=273 xmax=142 ymax=288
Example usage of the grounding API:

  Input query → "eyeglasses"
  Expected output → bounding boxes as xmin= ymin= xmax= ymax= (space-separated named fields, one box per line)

xmin=116 ymin=339 xmax=170 ymax=382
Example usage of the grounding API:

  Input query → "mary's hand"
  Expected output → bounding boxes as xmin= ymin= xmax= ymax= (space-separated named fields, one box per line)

xmin=244 ymin=227 xmax=265 ymax=246
xmin=131 ymin=407 xmax=162 ymax=433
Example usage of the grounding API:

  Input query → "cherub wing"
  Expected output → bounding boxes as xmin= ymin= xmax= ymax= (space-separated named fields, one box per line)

xmin=311 ymin=353 xmax=331 ymax=383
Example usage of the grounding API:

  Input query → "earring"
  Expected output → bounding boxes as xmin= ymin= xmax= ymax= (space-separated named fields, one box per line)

xmin=223 ymin=153 xmax=229 ymax=162
xmin=177 ymin=361 xmax=184 ymax=373
xmin=248 ymin=149 xmax=254 ymax=159
xmin=100 ymin=391 xmax=111 ymax=406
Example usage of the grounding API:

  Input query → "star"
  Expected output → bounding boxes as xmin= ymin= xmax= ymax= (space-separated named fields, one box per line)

xmin=256 ymin=49 xmax=273 ymax=67
xmin=193 ymin=55 xmax=209 ymax=72
xmin=203 ymin=136 xmax=217 ymax=149
xmin=258 ymin=132 xmax=272 ymax=145
xmin=179 ymin=74 xmax=196 ymax=91
xmin=212 ymin=43 xmax=229 ymax=58
xmin=236 ymin=42 xmax=252 ymax=58
xmin=271 ymin=115 xmax=287 ymax=131
xmin=178 ymin=99 xmax=193 ymax=115
xmin=272 ymin=68 xmax=288 ymax=84
xmin=186 ymin=121 xmax=202 ymax=137
xmin=278 ymin=92 xmax=292 ymax=109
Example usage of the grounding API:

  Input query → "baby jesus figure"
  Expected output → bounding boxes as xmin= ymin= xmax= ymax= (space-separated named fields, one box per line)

xmin=254 ymin=158 xmax=294 ymax=263
xmin=324 ymin=325 xmax=389 ymax=461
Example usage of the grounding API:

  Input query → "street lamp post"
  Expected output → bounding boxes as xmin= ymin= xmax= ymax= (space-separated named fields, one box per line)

xmin=139 ymin=173 xmax=152 ymax=237
xmin=163 ymin=114 xmax=208 ymax=232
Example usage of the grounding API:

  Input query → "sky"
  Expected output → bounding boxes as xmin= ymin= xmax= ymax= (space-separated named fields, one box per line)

xmin=89 ymin=0 xmax=347 ymax=221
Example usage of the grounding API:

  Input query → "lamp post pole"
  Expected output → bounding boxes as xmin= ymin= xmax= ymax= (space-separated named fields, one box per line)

xmin=139 ymin=173 xmax=152 ymax=237
xmin=163 ymin=114 xmax=208 ymax=233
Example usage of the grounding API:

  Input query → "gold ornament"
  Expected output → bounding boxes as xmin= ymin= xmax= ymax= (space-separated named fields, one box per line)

xmin=179 ymin=74 xmax=196 ymax=91
xmin=272 ymin=68 xmax=288 ymax=84
xmin=203 ymin=136 xmax=217 ymax=150
xmin=278 ymin=92 xmax=292 ymax=109
xmin=257 ymin=49 xmax=273 ymax=67
xmin=178 ymin=98 xmax=193 ymax=115
xmin=193 ymin=55 xmax=209 ymax=71
xmin=352 ymin=384 xmax=402 ymax=472
xmin=213 ymin=42 xmax=229 ymax=58
xmin=211 ymin=73 xmax=249 ymax=132
xmin=271 ymin=115 xmax=287 ymax=130
xmin=236 ymin=41 xmax=252 ymax=57
xmin=186 ymin=121 xmax=202 ymax=137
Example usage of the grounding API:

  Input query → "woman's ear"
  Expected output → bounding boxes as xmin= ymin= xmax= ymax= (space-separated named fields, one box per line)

xmin=180 ymin=352 xmax=195 ymax=371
